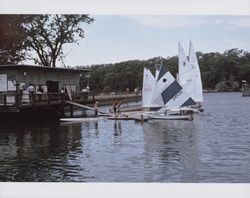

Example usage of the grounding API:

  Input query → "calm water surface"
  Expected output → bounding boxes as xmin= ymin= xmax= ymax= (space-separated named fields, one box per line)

xmin=0 ymin=92 xmax=250 ymax=182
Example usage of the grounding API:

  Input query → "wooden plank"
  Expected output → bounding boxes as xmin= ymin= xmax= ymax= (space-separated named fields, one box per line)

xmin=65 ymin=101 xmax=107 ymax=114
xmin=60 ymin=117 xmax=103 ymax=122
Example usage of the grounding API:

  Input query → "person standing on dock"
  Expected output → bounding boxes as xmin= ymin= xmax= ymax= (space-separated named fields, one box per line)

xmin=94 ymin=101 xmax=99 ymax=117
xmin=112 ymin=99 xmax=118 ymax=116
xmin=27 ymin=84 xmax=36 ymax=104
xmin=116 ymin=99 xmax=122 ymax=115
xmin=37 ymin=85 xmax=44 ymax=102
xmin=81 ymin=88 xmax=88 ymax=102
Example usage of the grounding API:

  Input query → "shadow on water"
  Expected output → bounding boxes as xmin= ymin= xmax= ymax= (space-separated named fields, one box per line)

xmin=0 ymin=120 xmax=83 ymax=182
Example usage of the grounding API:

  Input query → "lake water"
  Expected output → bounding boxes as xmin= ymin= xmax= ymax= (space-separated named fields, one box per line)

xmin=0 ymin=92 xmax=250 ymax=182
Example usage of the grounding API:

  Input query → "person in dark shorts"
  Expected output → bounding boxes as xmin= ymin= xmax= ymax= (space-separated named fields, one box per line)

xmin=112 ymin=99 xmax=118 ymax=116
xmin=94 ymin=101 xmax=99 ymax=117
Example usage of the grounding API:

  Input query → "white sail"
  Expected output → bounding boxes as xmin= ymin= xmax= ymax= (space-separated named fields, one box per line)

xmin=155 ymin=69 xmax=159 ymax=82
xmin=178 ymin=41 xmax=196 ymax=103
xmin=151 ymin=64 xmax=196 ymax=109
xmin=178 ymin=41 xmax=203 ymax=104
xmin=188 ymin=40 xmax=203 ymax=103
xmin=142 ymin=68 xmax=158 ymax=108
xmin=178 ymin=41 xmax=191 ymax=89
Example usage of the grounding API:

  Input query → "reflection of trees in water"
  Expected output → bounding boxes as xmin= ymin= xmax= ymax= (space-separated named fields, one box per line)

xmin=142 ymin=120 xmax=199 ymax=182
xmin=0 ymin=123 xmax=82 ymax=181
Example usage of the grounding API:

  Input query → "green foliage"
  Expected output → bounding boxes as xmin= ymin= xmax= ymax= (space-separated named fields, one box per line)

xmin=79 ymin=49 xmax=250 ymax=92
xmin=215 ymin=81 xmax=231 ymax=92
xmin=0 ymin=14 xmax=94 ymax=67
xmin=22 ymin=14 xmax=94 ymax=67
xmin=0 ymin=15 xmax=27 ymax=64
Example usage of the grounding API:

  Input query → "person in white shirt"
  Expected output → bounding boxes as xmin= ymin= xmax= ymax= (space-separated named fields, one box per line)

xmin=27 ymin=84 xmax=36 ymax=103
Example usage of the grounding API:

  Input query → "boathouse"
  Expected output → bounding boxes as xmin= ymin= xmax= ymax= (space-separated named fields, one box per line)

xmin=0 ymin=64 xmax=89 ymax=95
xmin=0 ymin=64 xmax=89 ymax=120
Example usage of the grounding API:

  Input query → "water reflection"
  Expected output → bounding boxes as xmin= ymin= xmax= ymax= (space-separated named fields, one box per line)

xmin=94 ymin=121 xmax=99 ymax=136
xmin=142 ymin=120 xmax=200 ymax=182
xmin=114 ymin=121 xmax=122 ymax=136
xmin=0 ymin=123 xmax=83 ymax=181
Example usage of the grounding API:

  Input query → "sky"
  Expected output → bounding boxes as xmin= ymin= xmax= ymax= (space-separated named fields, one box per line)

xmin=60 ymin=15 xmax=250 ymax=66
xmin=1 ymin=0 xmax=249 ymax=67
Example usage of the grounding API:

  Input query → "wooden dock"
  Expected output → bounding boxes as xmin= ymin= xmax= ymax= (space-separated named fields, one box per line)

xmin=65 ymin=101 xmax=108 ymax=115
xmin=0 ymin=92 xmax=142 ymax=121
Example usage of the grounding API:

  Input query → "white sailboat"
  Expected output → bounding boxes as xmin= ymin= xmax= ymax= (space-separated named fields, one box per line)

xmin=178 ymin=40 xmax=204 ymax=111
xmin=151 ymin=63 xmax=196 ymax=109
xmin=137 ymin=62 xmax=196 ymax=121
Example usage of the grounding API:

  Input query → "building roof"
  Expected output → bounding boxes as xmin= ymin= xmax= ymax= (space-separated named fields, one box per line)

xmin=0 ymin=64 xmax=90 ymax=73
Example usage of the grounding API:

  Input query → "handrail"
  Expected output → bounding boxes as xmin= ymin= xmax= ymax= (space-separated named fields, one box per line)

xmin=0 ymin=91 xmax=141 ymax=108
xmin=0 ymin=92 xmax=65 ymax=108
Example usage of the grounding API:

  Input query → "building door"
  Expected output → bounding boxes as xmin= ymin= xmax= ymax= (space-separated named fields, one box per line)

xmin=46 ymin=81 xmax=59 ymax=92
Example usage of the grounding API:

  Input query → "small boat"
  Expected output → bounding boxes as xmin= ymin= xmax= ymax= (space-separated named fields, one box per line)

xmin=168 ymin=106 xmax=202 ymax=114
xmin=107 ymin=115 xmax=134 ymax=120
xmin=148 ymin=114 xmax=193 ymax=120
xmin=127 ymin=112 xmax=150 ymax=121
xmin=107 ymin=117 xmax=134 ymax=120
xmin=60 ymin=117 xmax=103 ymax=122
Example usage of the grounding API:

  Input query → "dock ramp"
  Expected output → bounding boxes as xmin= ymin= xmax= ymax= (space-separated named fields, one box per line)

xmin=65 ymin=101 xmax=108 ymax=115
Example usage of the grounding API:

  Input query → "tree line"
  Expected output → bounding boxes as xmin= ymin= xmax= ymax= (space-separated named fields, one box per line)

xmin=79 ymin=49 xmax=250 ymax=92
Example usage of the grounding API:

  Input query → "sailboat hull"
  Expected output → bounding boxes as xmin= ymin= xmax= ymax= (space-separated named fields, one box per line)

xmin=129 ymin=111 xmax=194 ymax=121
xmin=149 ymin=114 xmax=193 ymax=120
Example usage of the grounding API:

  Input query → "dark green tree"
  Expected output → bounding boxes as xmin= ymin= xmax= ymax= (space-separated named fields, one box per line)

xmin=0 ymin=15 xmax=27 ymax=64
xmin=79 ymin=48 xmax=250 ymax=93
xmin=22 ymin=14 xmax=94 ymax=67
